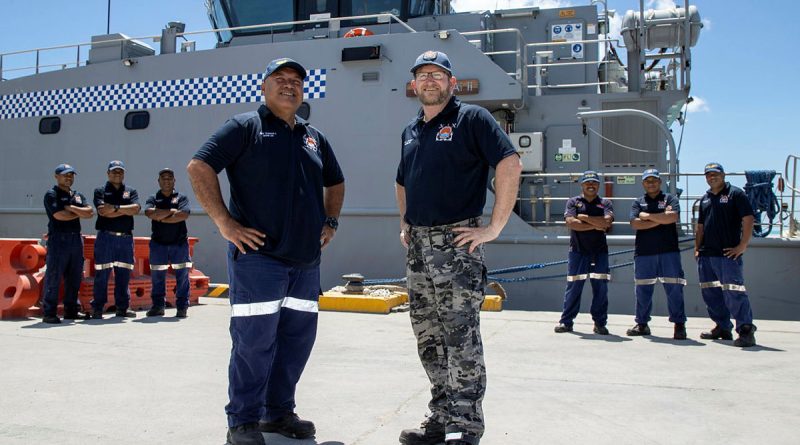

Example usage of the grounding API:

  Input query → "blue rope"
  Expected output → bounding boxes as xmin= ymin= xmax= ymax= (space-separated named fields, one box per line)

xmin=744 ymin=170 xmax=780 ymax=238
xmin=362 ymin=238 xmax=695 ymax=285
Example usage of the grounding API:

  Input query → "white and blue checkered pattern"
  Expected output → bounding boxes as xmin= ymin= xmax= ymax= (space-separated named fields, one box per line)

xmin=0 ymin=69 xmax=327 ymax=120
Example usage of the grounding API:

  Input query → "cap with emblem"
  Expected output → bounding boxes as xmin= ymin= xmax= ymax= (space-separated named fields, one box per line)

xmin=704 ymin=162 xmax=724 ymax=174
xmin=410 ymin=50 xmax=453 ymax=76
xmin=264 ymin=57 xmax=307 ymax=80
xmin=579 ymin=170 xmax=601 ymax=183
xmin=107 ymin=160 xmax=126 ymax=172
xmin=54 ymin=163 xmax=76 ymax=175
xmin=158 ymin=167 xmax=174 ymax=176
xmin=642 ymin=168 xmax=661 ymax=181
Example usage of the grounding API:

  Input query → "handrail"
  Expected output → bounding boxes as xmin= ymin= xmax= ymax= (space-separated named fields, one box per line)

xmin=0 ymin=13 xmax=414 ymax=80
xmin=460 ymin=28 xmax=526 ymax=109
xmin=786 ymin=154 xmax=799 ymax=237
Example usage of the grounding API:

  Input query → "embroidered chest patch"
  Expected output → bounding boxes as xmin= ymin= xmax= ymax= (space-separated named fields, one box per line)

xmin=435 ymin=125 xmax=453 ymax=142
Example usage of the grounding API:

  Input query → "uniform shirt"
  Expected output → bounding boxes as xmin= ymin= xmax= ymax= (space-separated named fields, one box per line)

xmin=93 ymin=182 xmax=139 ymax=234
xmin=396 ymin=96 xmax=518 ymax=227
xmin=193 ymin=104 xmax=344 ymax=266
xmin=630 ymin=192 xmax=680 ymax=256
xmin=44 ymin=186 xmax=89 ymax=234
xmin=145 ymin=190 xmax=191 ymax=245
xmin=697 ymin=182 xmax=754 ymax=257
xmin=564 ymin=195 xmax=614 ymax=254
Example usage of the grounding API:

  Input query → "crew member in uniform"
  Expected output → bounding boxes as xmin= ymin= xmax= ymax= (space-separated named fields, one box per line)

xmin=554 ymin=171 xmax=614 ymax=335
xmin=91 ymin=160 xmax=140 ymax=319
xmin=696 ymin=162 xmax=757 ymax=347
xmin=188 ymin=57 xmax=345 ymax=445
xmin=42 ymin=163 xmax=94 ymax=324
xmin=144 ymin=168 xmax=192 ymax=318
xmin=627 ymin=169 xmax=687 ymax=339
xmin=395 ymin=50 xmax=522 ymax=445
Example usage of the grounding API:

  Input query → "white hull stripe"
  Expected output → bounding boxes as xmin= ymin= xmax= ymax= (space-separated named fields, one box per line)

xmin=699 ymin=281 xmax=747 ymax=292
xmin=231 ymin=297 xmax=319 ymax=317
xmin=0 ymin=70 xmax=327 ymax=120
xmin=94 ymin=261 xmax=135 ymax=270
xmin=150 ymin=262 xmax=193 ymax=271
xmin=635 ymin=277 xmax=687 ymax=286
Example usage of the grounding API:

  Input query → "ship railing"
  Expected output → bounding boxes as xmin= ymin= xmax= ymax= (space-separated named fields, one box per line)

xmin=0 ymin=13 xmax=414 ymax=81
xmin=515 ymin=170 xmax=793 ymax=238
xmin=525 ymin=38 xmax=620 ymax=94
xmin=460 ymin=28 xmax=527 ymax=107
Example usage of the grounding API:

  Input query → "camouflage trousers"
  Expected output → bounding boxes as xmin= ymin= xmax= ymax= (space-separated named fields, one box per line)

xmin=406 ymin=217 xmax=487 ymax=440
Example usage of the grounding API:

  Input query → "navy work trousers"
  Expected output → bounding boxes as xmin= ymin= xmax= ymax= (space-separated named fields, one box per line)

xmin=149 ymin=240 xmax=191 ymax=309
xmin=225 ymin=244 xmax=320 ymax=428
xmin=91 ymin=231 xmax=134 ymax=312
xmin=42 ymin=232 xmax=84 ymax=316
xmin=559 ymin=251 xmax=610 ymax=327
xmin=633 ymin=252 xmax=687 ymax=324
xmin=698 ymin=255 xmax=754 ymax=332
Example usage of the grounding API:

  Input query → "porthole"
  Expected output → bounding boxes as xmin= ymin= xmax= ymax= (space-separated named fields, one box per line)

xmin=124 ymin=111 xmax=150 ymax=130
xmin=39 ymin=117 xmax=61 ymax=134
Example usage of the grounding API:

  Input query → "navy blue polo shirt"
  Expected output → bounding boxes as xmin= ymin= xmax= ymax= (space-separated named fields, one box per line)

xmin=93 ymin=182 xmax=139 ymax=234
xmin=395 ymin=96 xmax=518 ymax=227
xmin=145 ymin=190 xmax=191 ymax=245
xmin=44 ymin=186 xmax=89 ymax=234
xmin=193 ymin=104 xmax=344 ymax=266
xmin=697 ymin=182 xmax=754 ymax=257
xmin=565 ymin=195 xmax=614 ymax=254
xmin=630 ymin=192 xmax=680 ymax=256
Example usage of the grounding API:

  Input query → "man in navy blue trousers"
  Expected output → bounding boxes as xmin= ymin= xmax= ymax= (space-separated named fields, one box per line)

xmin=42 ymin=163 xmax=94 ymax=324
xmin=189 ymin=58 xmax=345 ymax=445
xmin=695 ymin=162 xmax=757 ymax=347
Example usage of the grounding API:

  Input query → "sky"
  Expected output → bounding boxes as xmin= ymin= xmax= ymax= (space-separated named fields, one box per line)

xmin=1 ymin=0 xmax=798 ymax=195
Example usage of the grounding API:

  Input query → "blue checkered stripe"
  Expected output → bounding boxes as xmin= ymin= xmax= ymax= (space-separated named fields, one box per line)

xmin=0 ymin=69 xmax=327 ymax=120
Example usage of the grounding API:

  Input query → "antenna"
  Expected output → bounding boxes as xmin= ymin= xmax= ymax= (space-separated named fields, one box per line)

xmin=106 ymin=0 xmax=111 ymax=34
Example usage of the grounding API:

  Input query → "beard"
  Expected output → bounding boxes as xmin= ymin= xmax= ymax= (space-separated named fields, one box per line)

xmin=417 ymin=87 xmax=451 ymax=106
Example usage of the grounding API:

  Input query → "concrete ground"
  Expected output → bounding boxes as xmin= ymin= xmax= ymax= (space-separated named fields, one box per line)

xmin=1 ymin=297 xmax=798 ymax=445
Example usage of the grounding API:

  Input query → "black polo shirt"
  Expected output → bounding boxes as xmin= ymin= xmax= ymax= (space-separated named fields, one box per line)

xmin=93 ymin=182 xmax=139 ymax=234
xmin=698 ymin=182 xmax=754 ymax=257
xmin=145 ymin=190 xmax=190 ymax=245
xmin=193 ymin=104 xmax=344 ymax=266
xmin=630 ymin=192 xmax=680 ymax=256
xmin=396 ymin=96 xmax=518 ymax=227
xmin=44 ymin=186 xmax=89 ymax=234
xmin=565 ymin=195 xmax=614 ymax=254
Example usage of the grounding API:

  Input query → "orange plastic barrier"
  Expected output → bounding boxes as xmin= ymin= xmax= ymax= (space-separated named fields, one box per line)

xmin=0 ymin=236 xmax=209 ymax=319
xmin=0 ymin=239 xmax=47 ymax=319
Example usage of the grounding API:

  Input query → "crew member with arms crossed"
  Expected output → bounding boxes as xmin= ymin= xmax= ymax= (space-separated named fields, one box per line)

xmin=144 ymin=168 xmax=192 ymax=318
xmin=42 ymin=163 xmax=94 ymax=323
xmin=396 ymin=50 xmax=522 ymax=445
xmin=188 ymin=57 xmax=345 ymax=445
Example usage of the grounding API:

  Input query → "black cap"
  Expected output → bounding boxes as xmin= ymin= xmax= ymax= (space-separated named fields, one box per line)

xmin=158 ymin=167 xmax=174 ymax=176
xmin=55 ymin=163 xmax=76 ymax=175
xmin=107 ymin=160 xmax=126 ymax=172
xmin=264 ymin=58 xmax=307 ymax=80
xmin=704 ymin=162 xmax=724 ymax=174
xmin=410 ymin=50 xmax=453 ymax=76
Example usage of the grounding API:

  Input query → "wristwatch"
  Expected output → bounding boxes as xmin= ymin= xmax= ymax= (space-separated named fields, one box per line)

xmin=113 ymin=205 xmax=120 ymax=212
xmin=324 ymin=216 xmax=338 ymax=230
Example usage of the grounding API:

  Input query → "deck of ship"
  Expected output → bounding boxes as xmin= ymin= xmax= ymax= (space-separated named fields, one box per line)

xmin=1 ymin=297 xmax=798 ymax=444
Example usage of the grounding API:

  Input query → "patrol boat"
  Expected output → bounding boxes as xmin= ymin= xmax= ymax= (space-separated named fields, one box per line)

xmin=1 ymin=0 xmax=799 ymax=319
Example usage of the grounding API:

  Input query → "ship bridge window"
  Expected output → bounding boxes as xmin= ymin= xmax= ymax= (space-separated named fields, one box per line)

xmin=39 ymin=117 xmax=61 ymax=135
xmin=222 ymin=0 xmax=295 ymax=34
xmin=124 ymin=111 xmax=150 ymax=130
xmin=344 ymin=0 xmax=402 ymax=17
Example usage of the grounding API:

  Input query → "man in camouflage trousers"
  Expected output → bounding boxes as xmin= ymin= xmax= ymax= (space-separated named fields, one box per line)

xmin=395 ymin=50 xmax=522 ymax=445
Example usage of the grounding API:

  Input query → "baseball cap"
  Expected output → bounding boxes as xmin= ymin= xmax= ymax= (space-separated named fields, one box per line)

xmin=107 ymin=160 xmax=126 ymax=171
xmin=642 ymin=168 xmax=661 ymax=181
xmin=704 ymin=162 xmax=724 ymax=174
xmin=264 ymin=58 xmax=307 ymax=80
xmin=54 ymin=163 xmax=76 ymax=175
xmin=410 ymin=50 xmax=453 ymax=76
xmin=579 ymin=170 xmax=601 ymax=183
xmin=158 ymin=167 xmax=174 ymax=176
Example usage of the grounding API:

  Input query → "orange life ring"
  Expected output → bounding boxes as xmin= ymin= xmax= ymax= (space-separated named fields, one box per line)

xmin=344 ymin=27 xmax=374 ymax=38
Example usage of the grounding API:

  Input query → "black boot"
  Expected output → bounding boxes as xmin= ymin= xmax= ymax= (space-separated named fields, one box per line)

xmin=673 ymin=323 xmax=687 ymax=340
xmin=146 ymin=306 xmax=165 ymax=317
xmin=733 ymin=324 xmax=757 ymax=347
xmin=399 ymin=417 xmax=445 ymax=445
xmin=42 ymin=314 xmax=61 ymax=324
xmin=593 ymin=324 xmax=609 ymax=335
xmin=259 ymin=412 xmax=315 ymax=439
xmin=175 ymin=307 xmax=188 ymax=318
xmin=115 ymin=309 xmax=136 ymax=318
xmin=227 ymin=423 xmax=265 ymax=445
xmin=626 ymin=323 xmax=650 ymax=336
xmin=700 ymin=324 xmax=733 ymax=340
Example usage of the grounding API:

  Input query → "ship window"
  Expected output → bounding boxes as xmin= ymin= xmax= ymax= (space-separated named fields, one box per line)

xmin=223 ymin=0 xmax=295 ymax=33
xmin=345 ymin=0 xmax=402 ymax=16
xmin=298 ymin=102 xmax=311 ymax=121
xmin=124 ymin=111 xmax=150 ymax=130
xmin=39 ymin=117 xmax=61 ymax=135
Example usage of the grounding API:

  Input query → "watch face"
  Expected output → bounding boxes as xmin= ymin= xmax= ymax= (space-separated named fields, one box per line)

xmin=326 ymin=217 xmax=338 ymax=229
